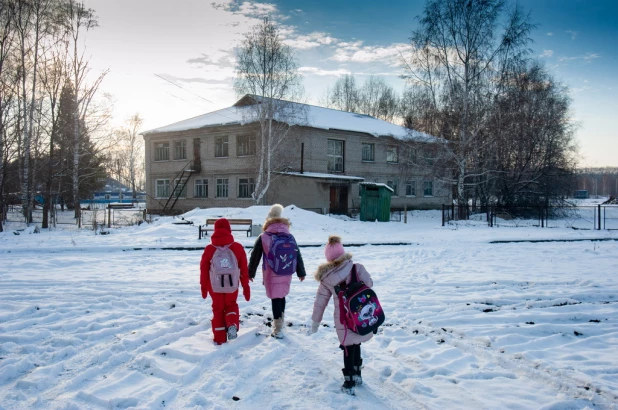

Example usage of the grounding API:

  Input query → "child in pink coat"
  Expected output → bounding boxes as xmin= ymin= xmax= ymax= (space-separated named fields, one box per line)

xmin=249 ymin=204 xmax=306 ymax=338
xmin=310 ymin=235 xmax=374 ymax=395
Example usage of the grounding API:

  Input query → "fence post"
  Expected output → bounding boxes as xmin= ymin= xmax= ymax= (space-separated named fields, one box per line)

xmin=442 ymin=204 xmax=445 ymax=227
xmin=108 ymin=207 xmax=111 ymax=228
xmin=598 ymin=204 xmax=602 ymax=230
xmin=404 ymin=204 xmax=407 ymax=224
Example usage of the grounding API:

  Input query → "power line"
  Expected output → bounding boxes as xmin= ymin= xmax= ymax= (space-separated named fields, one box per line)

xmin=154 ymin=73 xmax=216 ymax=105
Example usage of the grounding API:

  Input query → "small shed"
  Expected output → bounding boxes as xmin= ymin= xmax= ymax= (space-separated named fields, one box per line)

xmin=359 ymin=182 xmax=393 ymax=222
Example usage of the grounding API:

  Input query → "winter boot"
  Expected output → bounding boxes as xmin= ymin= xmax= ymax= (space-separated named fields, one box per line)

xmin=271 ymin=318 xmax=284 ymax=339
xmin=227 ymin=324 xmax=238 ymax=341
xmin=341 ymin=369 xmax=356 ymax=395
xmin=352 ymin=359 xmax=363 ymax=385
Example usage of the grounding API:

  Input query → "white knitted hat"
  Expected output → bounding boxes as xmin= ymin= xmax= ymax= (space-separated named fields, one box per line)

xmin=267 ymin=204 xmax=284 ymax=219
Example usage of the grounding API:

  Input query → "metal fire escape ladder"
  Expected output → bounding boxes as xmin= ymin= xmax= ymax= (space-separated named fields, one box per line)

xmin=162 ymin=164 xmax=193 ymax=214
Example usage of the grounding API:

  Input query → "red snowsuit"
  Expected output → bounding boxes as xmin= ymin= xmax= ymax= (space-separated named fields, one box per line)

xmin=200 ymin=218 xmax=250 ymax=344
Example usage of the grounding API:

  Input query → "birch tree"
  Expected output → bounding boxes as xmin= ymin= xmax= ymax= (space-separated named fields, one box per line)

xmin=233 ymin=17 xmax=304 ymax=204
xmin=402 ymin=0 xmax=535 ymax=206
xmin=61 ymin=0 xmax=106 ymax=223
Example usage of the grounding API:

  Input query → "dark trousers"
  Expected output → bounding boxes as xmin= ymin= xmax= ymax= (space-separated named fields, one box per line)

xmin=341 ymin=343 xmax=361 ymax=371
xmin=271 ymin=297 xmax=286 ymax=319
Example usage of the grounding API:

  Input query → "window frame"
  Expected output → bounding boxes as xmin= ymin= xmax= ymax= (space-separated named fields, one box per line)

xmin=154 ymin=142 xmax=170 ymax=161
xmin=423 ymin=180 xmax=434 ymax=197
xmin=387 ymin=179 xmax=399 ymax=197
xmin=386 ymin=145 xmax=399 ymax=163
xmin=361 ymin=143 xmax=375 ymax=162
xmin=173 ymin=139 xmax=187 ymax=160
xmin=327 ymin=139 xmax=345 ymax=173
xmin=236 ymin=135 xmax=256 ymax=157
xmin=155 ymin=179 xmax=170 ymax=198
xmin=216 ymin=178 xmax=229 ymax=198
xmin=194 ymin=178 xmax=208 ymax=198
xmin=405 ymin=180 xmax=417 ymax=197
xmin=215 ymin=136 xmax=229 ymax=158
xmin=238 ymin=177 xmax=255 ymax=199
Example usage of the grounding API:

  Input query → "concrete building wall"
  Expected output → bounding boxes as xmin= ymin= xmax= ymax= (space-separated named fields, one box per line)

xmin=143 ymin=122 xmax=450 ymax=213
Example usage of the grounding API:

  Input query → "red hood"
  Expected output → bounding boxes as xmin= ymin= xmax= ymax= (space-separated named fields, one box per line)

xmin=211 ymin=218 xmax=234 ymax=246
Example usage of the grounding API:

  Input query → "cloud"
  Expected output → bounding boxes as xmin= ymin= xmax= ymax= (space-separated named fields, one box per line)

xmin=565 ymin=30 xmax=578 ymax=40
xmin=539 ymin=50 xmax=554 ymax=58
xmin=559 ymin=52 xmax=601 ymax=62
xmin=330 ymin=42 xmax=409 ymax=66
xmin=546 ymin=32 xmax=554 ymax=36
xmin=283 ymin=31 xmax=338 ymax=49
xmin=187 ymin=52 xmax=235 ymax=68
xmin=299 ymin=67 xmax=352 ymax=76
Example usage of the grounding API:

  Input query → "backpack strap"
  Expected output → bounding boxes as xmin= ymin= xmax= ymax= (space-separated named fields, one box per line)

xmin=350 ymin=263 xmax=359 ymax=284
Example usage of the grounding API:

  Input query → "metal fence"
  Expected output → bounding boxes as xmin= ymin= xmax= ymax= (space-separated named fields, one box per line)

xmin=2 ymin=205 xmax=148 ymax=230
xmin=442 ymin=204 xmax=618 ymax=230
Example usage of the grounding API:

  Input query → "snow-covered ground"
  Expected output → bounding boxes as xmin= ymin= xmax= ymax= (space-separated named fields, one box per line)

xmin=1 ymin=204 xmax=617 ymax=409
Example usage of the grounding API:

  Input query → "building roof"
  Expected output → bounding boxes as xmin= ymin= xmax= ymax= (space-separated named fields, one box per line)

xmin=280 ymin=171 xmax=365 ymax=181
xmin=359 ymin=182 xmax=395 ymax=192
xmin=142 ymin=95 xmax=437 ymax=142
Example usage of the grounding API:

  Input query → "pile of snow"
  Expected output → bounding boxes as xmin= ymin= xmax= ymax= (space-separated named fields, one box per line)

xmin=1 ymin=206 xmax=617 ymax=409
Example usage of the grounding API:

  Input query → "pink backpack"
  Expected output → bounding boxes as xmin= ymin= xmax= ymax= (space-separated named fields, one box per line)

xmin=210 ymin=245 xmax=240 ymax=293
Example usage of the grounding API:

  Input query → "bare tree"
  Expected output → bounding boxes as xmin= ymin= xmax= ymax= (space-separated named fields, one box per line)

xmin=61 ymin=0 xmax=107 ymax=223
xmin=233 ymin=17 xmax=304 ymax=204
xmin=402 ymin=0 xmax=535 ymax=206
xmin=0 ymin=0 xmax=17 ymax=231
xmin=110 ymin=113 xmax=144 ymax=198
xmin=357 ymin=76 xmax=399 ymax=122
xmin=326 ymin=74 xmax=358 ymax=112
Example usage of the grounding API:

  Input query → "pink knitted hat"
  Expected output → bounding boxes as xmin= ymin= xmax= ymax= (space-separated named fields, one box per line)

xmin=324 ymin=235 xmax=345 ymax=262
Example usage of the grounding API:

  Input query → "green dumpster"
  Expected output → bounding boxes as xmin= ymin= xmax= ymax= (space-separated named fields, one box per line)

xmin=359 ymin=182 xmax=393 ymax=222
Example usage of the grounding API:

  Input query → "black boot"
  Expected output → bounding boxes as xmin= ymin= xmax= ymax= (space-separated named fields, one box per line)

xmin=341 ymin=369 xmax=356 ymax=395
xmin=352 ymin=359 xmax=363 ymax=385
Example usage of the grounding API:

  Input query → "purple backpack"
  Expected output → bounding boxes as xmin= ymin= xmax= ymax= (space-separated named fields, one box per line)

xmin=264 ymin=232 xmax=298 ymax=275
xmin=336 ymin=264 xmax=385 ymax=336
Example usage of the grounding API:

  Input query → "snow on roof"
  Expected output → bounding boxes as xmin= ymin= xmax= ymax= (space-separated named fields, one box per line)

xmin=359 ymin=182 xmax=395 ymax=192
xmin=142 ymin=95 xmax=437 ymax=142
xmin=279 ymin=171 xmax=365 ymax=181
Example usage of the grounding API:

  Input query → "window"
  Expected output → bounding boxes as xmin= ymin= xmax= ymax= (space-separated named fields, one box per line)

xmin=424 ymin=147 xmax=435 ymax=166
xmin=327 ymin=139 xmax=344 ymax=172
xmin=194 ymin=178 xmax=208 ymax=198
xmin=173 ymin=140 xmax=187 ymax=160
xmin=387 ymin=145 xmax=398 ymax=163
xmin=216 ymin=178 xmax=229 ymax=198
xmin=406 ymin=180 xmax=416 ymax=196
xmin=215 ymin=136 xmax=229 ymax=157
xmin=237 ymin=135 xmax=256 ymax=156
xmin=238 ymin=178 xmax=255 ymax=198
xmin=155 ymin=179 xmax=170 ymax=198
xmin=104 ymin=193 xmax=110 ymax=200
xmin=173 ymin=179 xmax=187 ymax=198
xmin=362 ymin=143 xmax=375 ymax=162
xmin=423 ymin=180 xmax=433 ymax=196
xmin=387 ymin=179 xmax=399 ymax=196
xmin=408 ymin=147 xmax=418 ymax=164
xmin=154 ymin=142 xmax=169 ymax=161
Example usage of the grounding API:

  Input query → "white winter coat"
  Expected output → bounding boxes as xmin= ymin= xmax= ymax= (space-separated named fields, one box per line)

xmin=311 ymin=253 xmax=374 ymax=346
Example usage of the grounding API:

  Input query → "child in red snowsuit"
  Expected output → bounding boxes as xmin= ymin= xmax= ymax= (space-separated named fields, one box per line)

xmin=200 ymin=218 xmax=250 ymax=345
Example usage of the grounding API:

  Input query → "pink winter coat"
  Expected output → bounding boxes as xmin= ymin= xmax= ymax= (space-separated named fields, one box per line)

xmin=248 ymin=218 xmax=306 ymax=299
xmin=311 ymin=253 xmax=374 ymax=346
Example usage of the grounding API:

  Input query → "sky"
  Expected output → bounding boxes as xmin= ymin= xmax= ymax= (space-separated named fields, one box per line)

xmin=80 ymin=0 xmax=618 ymax=168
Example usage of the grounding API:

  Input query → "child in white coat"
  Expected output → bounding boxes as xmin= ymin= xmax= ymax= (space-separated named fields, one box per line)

xmin=310 ymin=235 xmax=374 ymax=395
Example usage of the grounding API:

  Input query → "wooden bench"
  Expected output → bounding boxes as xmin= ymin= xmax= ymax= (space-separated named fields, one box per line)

xmin=198 ymin=218 xmax=253 ymax=239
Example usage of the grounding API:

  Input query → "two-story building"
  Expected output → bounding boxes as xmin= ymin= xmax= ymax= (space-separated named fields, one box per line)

xmin=141 ymin=95 xmax=450 ymax=214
